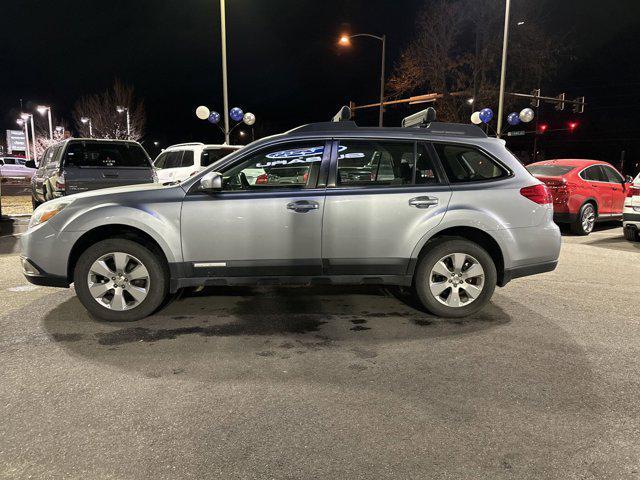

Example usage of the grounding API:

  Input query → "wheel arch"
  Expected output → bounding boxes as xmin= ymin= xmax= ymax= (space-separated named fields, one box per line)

xmin=409 ymin=225 xmax=506 ymax=286
xmin=66 ymin=224 xmax=172 ymax=282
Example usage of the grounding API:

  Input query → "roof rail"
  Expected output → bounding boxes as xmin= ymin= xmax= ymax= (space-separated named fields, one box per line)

xmin=421 ymin=122 xmax=487 ymax=138
xmin=168 ymin=142 xmax=205 ymax=148
xmin=287 ymin=121 xmax=358 ymax=133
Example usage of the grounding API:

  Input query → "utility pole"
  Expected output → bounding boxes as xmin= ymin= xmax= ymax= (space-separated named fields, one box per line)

xmin=220 ymin=0 xmax=230 ymax=144
xmin=496 ymin=0 xmax=511 ymax=137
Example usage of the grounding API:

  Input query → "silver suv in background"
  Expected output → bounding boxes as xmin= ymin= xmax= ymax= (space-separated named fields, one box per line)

xmin=154 ymin=143 xmax=241 ymax=183
xmin=31 ymin=139 xmax=156 ymax=209
xmin=20 ymin=109 xmax=561 ymax=321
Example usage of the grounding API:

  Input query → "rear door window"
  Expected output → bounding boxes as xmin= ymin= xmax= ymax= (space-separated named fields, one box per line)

xmin=64 ymin=142 xmax=150 ymax=168
xmin=181 ymin=151 xmax=195 ymax=167
xmin=433 ymin=143 xmax=507 ymax=182
xmin=335 ymin=140 xmax=417 ymax=186
xmin=580 ymin=165 xmax=608 ymax=182
xmin=201 ymin=147 xmax=238 ymax=167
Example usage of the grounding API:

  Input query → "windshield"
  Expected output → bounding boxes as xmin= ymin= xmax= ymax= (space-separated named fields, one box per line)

xmin=527 ymin=165 xmax=575 ymax=177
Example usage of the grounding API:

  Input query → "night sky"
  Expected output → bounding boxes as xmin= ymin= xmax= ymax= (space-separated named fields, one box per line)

xmin=2 ymin=0 xmax=640 ymax=170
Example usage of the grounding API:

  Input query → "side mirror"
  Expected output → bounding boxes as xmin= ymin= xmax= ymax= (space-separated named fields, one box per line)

xmin=624 ymin=175 xmax=634 ymax=184
xmin=200 ymin=171 xmax=223 ymax=191
xmin=25 ymin=160 xmax=36 ymax=169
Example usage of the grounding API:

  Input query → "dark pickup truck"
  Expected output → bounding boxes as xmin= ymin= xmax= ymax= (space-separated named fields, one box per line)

xmin=31 ymin=138 xmax=157 ymax=208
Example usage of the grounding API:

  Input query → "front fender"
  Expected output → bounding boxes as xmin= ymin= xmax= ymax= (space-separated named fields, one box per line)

xmin=59 ymin=202 xmax=182 ymax=264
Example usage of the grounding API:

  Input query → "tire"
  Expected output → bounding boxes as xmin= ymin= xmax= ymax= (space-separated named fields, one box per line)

xmin=624 ymin=226 xmax=639 ymax=242
xmin=73 ymin=239 xmax=168 ymax=322
xmin=414 ymin=238 xmax=497 ymax=318
xmin=570 ymin=202 xmax=596 ymax=236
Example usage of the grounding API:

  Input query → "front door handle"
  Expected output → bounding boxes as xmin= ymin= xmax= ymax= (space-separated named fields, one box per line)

xmin=286 ymin=200 xmax=319 ymax=213
xmin=409 ymin=196 xmax=439 ymax=208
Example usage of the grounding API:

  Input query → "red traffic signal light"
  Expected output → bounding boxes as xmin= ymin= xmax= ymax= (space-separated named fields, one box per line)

xmin=568 ymin=121 xmax=579 ymax=132
xmin=538 ymin=123 xmax=548 ymax=134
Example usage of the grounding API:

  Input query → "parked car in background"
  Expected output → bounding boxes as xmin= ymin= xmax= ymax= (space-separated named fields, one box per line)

xmin=623 ymin=173 xmax=640 ymax=241
xmin=154 ymin=143 xmax=242 ymax=183
xmin=527 ymin=159 xmax=632 ymax=235
xmin=0 ymin=156 xmax=36 ymax=185
xmin=31 ymin=139 xmax=156 ymax=209
xmin=20 ymin=111 xmax=561 ymax=321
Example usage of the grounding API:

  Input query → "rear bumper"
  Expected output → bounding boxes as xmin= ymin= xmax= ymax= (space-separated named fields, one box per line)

xmin=499 ymin=260 xmax=558 ymax=286
xmin=553 ymin=212 xmax=577 ymax=224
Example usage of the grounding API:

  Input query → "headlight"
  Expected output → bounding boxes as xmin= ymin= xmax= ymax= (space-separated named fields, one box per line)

xmin=29 ymin=199 xmax=74 ymax=229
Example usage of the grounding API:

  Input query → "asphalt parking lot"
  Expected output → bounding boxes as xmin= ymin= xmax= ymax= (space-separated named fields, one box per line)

xmin=1 ymin=226 xmax=639 ymax=479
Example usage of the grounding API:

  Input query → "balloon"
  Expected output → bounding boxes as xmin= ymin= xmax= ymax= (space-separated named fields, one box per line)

xmin=479 ymin=108 xmax=494 ymax=123
xmin=243 ymin=112 xmax=256 ymax=126
xmin=208 ymin=111 xmax=221 ymax=124
xmin=195 ymin=105 xmax=210 ymax=120
xmin=230 ymin=107 xmax=244 ymax=122
xmin=519 ymin=107 xmax=535 ymax=123
xmin=470 ymin=111 xmax=482 ymax=125
xmin=507 ymin=112 xmax=521 ymax=126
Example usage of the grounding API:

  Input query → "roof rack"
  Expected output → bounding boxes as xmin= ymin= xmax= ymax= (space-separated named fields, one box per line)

xmin=332 ymin=105 xmax=352 ymax=122
xmin=401 ymin=107 xmax=437 ymax=128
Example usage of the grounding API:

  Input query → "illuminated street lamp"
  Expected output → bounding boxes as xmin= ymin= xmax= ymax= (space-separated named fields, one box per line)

xmin=80 ymin=116 xmax=93 ymax=137
xmin=116 ymin=106 xmax=130 ymax=138
xmin=338 ymin=32 xmax=386 ymax=127
xmin=37 ymin=105 xmax=53 ymax=140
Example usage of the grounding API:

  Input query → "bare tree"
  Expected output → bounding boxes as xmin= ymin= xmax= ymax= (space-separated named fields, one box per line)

xmin=73 ymin=80 xmax=146 ymax=140
xmin=387 ymin=0 xmax=566 ymax=123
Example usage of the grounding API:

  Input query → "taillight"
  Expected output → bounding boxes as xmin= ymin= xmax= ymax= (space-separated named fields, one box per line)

xmin=55 ymin=174 xmax=65 ymax=192
xmin=302 ymin=171 xmax=309 ymax=183
xmin=626 ymin=186 xmax=640 ymax=198
xmin=256 ymin=173 xmax=268 ymax=184
xmin=520 ymin=184 xmax=552 ymax=204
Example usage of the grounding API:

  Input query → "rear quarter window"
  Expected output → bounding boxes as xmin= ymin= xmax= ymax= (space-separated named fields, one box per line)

xmin=433 ymin=144 xmax=507 ymax=183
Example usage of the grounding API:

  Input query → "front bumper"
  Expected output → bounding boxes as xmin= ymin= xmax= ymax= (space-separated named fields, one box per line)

xmin=21 ymin=256 xmax=70 ymax=288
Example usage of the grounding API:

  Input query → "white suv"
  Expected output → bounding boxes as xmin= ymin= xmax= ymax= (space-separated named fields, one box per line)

xmin=154 ymin=143 xmax=242 ymax=183
xmin=623 ymin=173 xmax=640 ymax=241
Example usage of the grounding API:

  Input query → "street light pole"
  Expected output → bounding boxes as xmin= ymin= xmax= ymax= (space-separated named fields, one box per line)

xmin=28 ymin=115 xmax=37 ymax=161
xmin=496 ymin=0 xmax=511 ymax=137
xmin=116 ymin=106 xmax=131 ymax=138
xmin=220 ymin=0 xmax=230 ymax=144
xmin=339 ymin=33 xmax=386 ymax=127
xmin=18 ymin=119 xmax=30 ymax=161
xmin=37 ymin=105 xmax=54 ymax=140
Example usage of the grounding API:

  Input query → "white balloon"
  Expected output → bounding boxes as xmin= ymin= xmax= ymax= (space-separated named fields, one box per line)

xmin=243 ymin=112 xmax=256 ymax=126
xmin=519 ymin=107 xmax=535 ymax=123
xmin=195 ymin=105 xmax=210 ymax=120
xmin=470 ymin=111 xmax=482 ymax=125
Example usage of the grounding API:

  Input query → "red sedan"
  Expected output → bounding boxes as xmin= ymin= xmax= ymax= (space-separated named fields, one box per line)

xmin=527 ymin=159 xmax=632 ymax=235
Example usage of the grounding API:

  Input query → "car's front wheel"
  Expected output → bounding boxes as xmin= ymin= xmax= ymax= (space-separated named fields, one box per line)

xmin=414 ymin=238 xmax=497 ymax=318
xmin=74 ymin=239 xmax=168 ymax=321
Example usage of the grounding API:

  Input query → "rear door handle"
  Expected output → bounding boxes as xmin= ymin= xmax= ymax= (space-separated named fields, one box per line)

xmin=286 ymin=200 xmax=319 ymax=213
xmin=409 ymin=196 xmax=439 ymax=208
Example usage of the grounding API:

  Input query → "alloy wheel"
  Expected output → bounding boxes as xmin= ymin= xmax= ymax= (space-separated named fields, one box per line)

xmin=87 ymin=252 xmax=150 ymax=311
xmin=429 ymin=253 xmax=485 ymax=308
xmin=582 ymin=205 xmax=596 ymax=233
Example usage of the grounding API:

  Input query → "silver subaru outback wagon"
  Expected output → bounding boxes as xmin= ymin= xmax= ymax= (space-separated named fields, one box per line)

xmin=20 ymin=112 xmax=561 ymax=321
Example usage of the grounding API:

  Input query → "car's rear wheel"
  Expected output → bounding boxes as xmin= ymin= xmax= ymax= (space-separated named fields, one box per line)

xmin=624 ymin=226 xmax=639 ymax=242
xmin=74 ymin=239 xmax=168 ymax=321
xmin=571 ymin=202 xmax=596 ymax=235
xmin=414 ymin=238 xmax=497 ymax=318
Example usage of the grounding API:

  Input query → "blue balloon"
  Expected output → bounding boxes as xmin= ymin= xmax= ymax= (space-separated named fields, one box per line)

xmin=208 ymin=111 xmax=221 ymax=124
xmin=230 ymin=107 xmax=244 ymax=122
xmin=507 ymin=112 xmax=520 ymax=126
xmin=479 ymin=108 xmax=494 ymax=123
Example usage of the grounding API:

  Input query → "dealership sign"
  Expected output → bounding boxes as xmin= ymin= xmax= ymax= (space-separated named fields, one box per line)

xmin=6 ymin=130 xmax=26 ymax=153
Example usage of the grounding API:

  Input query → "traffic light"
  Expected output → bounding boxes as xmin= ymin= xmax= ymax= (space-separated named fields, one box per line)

xmin=572 ymin=96 xmax=585 ymax=114
xmin=554 ymin=93 xmax=566 ymax=111
xmin=568 ymin=121 xmax=579 ymax=132
xmin=538 ymin=123 xmax=548 ymax=134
